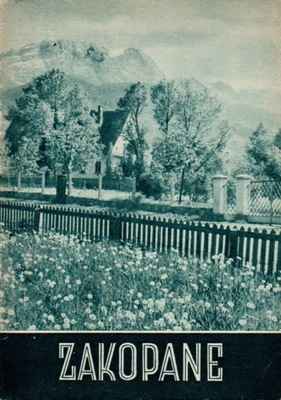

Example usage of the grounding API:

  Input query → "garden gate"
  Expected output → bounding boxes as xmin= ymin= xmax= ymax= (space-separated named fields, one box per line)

xmin=249 ymin=180 xmax=281 ymax=223
xmin=225 ymin=179 xmax=236 ymax=215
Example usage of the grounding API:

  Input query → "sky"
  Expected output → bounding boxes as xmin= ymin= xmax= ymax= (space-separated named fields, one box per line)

xmin=0 ymin=0 xmax=280 ymax=91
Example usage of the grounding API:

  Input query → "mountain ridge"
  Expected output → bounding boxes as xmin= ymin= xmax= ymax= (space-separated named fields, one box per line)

xmin=0 ymin=39 xmax=280 ymax=140
xmin=0 ymin=39 xmax=164 ymax=91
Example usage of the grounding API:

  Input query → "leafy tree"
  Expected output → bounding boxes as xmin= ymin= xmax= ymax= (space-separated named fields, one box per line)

xmin=0 ymin=138 xmax=11 ymax=175
xmin=44 ymin=84 xmax=101 ymax=194
xmin=152 ymin=130 xmax=188 ymax=173
xmin=117 ymin=82 xmax=148 ymax=180
xmin=246 ymin=123 xmax=269 ymax=176
xmin=5 ymin=69 xmax=66 ymax=159
xmin=273 ymin=128 xmax=281 ymax=150
xmin=268 ymin=145 xmax=281 ymax=179
xmin=182 ymin=151 xmax=223 ymax=202
xmin=5 ymin=69 xmax=101 ymax=194
xmin=150 ymin=80 xmax=178 ymax=135
xmin=151 ymin=80 xmax=229 ymax=203
xmin=9 ymin=136 xmax=41 ymax=175
xmin=246 ymin=123 xmax=281 ymax=180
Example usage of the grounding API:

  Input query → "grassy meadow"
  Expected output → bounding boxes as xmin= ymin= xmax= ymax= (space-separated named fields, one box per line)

xmin=0 ymin=231 xmax=280 ymax=331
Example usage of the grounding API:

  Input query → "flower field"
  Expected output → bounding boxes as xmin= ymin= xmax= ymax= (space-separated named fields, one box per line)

xmin=0 ymin=231 xmax=280 ymax=331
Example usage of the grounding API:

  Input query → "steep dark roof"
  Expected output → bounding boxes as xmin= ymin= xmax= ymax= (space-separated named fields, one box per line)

xmin=99 ymin=110 xmax=128 ymax=154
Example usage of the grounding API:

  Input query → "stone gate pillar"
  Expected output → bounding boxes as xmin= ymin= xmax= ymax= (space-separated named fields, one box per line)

xmin=236 ymin=175 xmax=252 ymax=217
xmin=213 ymin=175 xmax=228 ymax=215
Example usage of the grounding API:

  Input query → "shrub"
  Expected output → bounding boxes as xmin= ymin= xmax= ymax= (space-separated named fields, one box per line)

xmin=137 ymin=173 xmax=165 ymax=200
xmin=0 ymin=232 xmax=280 ymax=331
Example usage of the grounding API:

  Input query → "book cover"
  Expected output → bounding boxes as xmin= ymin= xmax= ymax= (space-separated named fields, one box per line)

xmin=0 ymin=1 xmax=280 ymax=399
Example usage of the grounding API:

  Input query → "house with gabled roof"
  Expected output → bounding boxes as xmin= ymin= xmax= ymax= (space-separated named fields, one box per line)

xmin=98 ymin=107 xmax=130 ymax=170
xmin=73 ymin=105 xmax=132 ymax=178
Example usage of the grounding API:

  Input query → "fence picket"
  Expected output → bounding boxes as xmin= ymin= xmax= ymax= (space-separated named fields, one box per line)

xmin=172 ymin=218 xmax=178 ymax=251
xmin=244 ymin=228 xmax=252 ymax=265
xmin=252 ymin=228 xmax=259 ymax=269
xmin=161 ymin=218 xmax=166 ymax=252
xmin=211 ymin=223 xmax=218 ymax=257
xmin=137 ymin=215 xmax=142 ymax=245
xmin=132 ymin=214 xmax=137 ymax=244
xmin=267 ymin=229 xmax=276 ymax=274
xmin=229 ymin=227 xmax=238 ymax=260
xmin=225 ymin=225 xmax=231 ymax=258
xmin=277 ymin=233 xmax=281 ymax=274
xmin=0 ymin=200 xmax=280 ymax=275
xmin=190 ymin=222 xmax=195 ymax=257
xmin=100 ymin=212 xmax=105 ymax=238
xmin=122 ymin=212 xmax=127 ymax=241
xmin=156 ymin=217 xmax=162 ymax=251
xmin=167 ymin=218 xmax=172 ymax=251
xmin=183 ymin=221 xmax=190 ymax=257
xmin=218 ymin=225 xmax=224 ymax=254
xmin=260 ymin=229 xmax=268 ymax=273
xmin=178 ymin=220 xmax=184 ymax=256
xmin=146 ymin=216 xmax=152 ymax=249
xmin=203 ymin=223 xmax=210 ymax=259
xmin=196 ymin=222 xmax=202 ymax=259
xmin=94 ymin=213 xmax=98 ymax=239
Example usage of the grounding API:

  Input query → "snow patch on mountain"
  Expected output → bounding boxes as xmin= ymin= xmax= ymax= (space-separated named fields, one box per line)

xmin=0 ymin=40 xmax=280 ymax=149
xmin=0 ymin=39 xmax=163 ymax=91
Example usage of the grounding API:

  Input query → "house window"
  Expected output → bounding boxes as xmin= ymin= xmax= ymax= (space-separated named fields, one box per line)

xmin=95 ymin=161 xmax=102 ymax=174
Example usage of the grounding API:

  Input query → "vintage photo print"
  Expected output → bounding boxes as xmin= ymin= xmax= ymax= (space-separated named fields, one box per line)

xmin=0 ymin=0 xmax=280 ymax=399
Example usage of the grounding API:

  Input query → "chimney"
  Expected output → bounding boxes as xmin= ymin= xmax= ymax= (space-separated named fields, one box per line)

xmin=97 ymin=105 xmax=103 ymax=126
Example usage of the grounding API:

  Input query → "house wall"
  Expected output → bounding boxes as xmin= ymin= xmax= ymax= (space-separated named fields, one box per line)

xmin=111 ymin=156 xmax=122 ymax=170
xmin=112 ymin=135 xmax=126 ymax=157
xmin=73 ymin=111 xmax=136 ymax=177
xmin=72 ymin=158 xmax=106 ymax=178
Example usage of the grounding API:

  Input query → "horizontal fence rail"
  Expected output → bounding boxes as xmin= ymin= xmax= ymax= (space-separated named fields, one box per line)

xmin=0 ymin=200 xmax=280 ymax=275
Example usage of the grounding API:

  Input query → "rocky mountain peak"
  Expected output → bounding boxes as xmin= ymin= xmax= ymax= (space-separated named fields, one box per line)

xmin=38 ymin=39 xmax=109 ymax=62
xmin=0 ymin=40 xmax=163 ymax=92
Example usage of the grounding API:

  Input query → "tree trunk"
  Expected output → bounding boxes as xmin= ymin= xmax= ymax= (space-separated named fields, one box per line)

xmin=67 ymin=170 xmax=73 ymax=197
xmin=131 ymin=176 xmax=137 ymax=199
xmin=178 ymin=165 xmax=186 ymax=204
xmin=170 ymin=173 xmax=175 ymax=206
xmin=17 ymin=172 xmax=21 ymax=192
xmin=98 ymin=174 xmax=103 ymax=200
xmin=41 ymin=171 xmax=46 ymax=194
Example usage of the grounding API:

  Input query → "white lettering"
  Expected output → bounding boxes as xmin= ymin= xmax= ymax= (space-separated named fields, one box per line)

xmin=159 ymin=343 xmax=180 ymax=381
xmin=119 ymin=343 xmax=137 ymax=381
xmin=99 ymin=343 xmax=116 ymax=381
xmin=78 ymin=343 xmax=97 ymax=380
xmin=183 ymin=343 xmax=201 ymax=381
xmin=59 ymin=343 xmax=76 ymax=380
xmin=207 ymin=343 xmax=223 ymax=381
xmin=142 ymin=343 xmax=159 ymax=381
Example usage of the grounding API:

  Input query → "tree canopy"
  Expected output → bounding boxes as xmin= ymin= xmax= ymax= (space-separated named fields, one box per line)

xmin=5 ymin=69 xmax=101 ymax=191
xmin=117 ymin=82 xmax=148 ymax=179
xmin=246 ymin=123 xmax=281 ymax=180
xmin=151 ymin=79 xmax=229 ymax=202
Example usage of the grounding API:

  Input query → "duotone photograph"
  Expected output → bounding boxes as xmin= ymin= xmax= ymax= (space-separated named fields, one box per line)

xmin=0 ymin=0 xmax=280 ymax=333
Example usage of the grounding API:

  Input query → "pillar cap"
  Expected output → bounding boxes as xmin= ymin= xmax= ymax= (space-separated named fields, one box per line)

xmin=236 ymin=174 xmax=252 ymax=180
